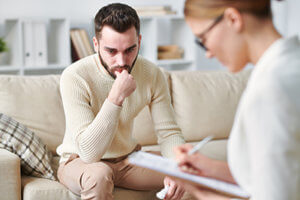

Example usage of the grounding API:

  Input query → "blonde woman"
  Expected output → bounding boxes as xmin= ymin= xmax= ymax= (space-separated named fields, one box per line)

xmin=174 ymin=0 xmax=300 ymax=199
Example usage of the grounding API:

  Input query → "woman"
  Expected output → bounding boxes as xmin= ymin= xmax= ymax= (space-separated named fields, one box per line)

xmin=174 ymin=0 xmax=300 ymax=199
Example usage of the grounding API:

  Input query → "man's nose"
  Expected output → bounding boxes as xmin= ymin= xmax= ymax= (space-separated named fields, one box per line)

xmin=116 ymin=54 xmax=126 ymax=66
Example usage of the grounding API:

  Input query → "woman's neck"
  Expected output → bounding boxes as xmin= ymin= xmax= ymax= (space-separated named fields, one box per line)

xmin=245 ymin=16 xmax=282 ymax=65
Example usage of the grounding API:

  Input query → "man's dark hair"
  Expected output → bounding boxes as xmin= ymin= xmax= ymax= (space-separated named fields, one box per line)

xmin=94 ymin=3 xmax=140 ymax=39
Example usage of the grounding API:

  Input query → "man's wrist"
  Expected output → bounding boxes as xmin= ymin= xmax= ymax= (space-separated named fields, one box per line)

xmin=108 ymin=94 xmax=124 ymax=106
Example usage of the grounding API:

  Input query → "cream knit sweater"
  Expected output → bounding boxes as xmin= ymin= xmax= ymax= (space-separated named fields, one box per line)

xmin=57 ymin=54 xmax=185 ymax=163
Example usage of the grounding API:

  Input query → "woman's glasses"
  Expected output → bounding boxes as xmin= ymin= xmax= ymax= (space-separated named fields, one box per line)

xmin=195 ymin=14 xmax=224 ymax=51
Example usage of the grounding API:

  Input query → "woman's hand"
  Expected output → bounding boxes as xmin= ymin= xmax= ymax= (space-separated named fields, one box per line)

xmin=174 ymin=144 xmax=215 ymax=178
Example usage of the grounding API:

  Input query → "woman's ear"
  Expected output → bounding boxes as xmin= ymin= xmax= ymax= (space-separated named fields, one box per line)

xmin=223 ymin=7 xmax=244 ymax=33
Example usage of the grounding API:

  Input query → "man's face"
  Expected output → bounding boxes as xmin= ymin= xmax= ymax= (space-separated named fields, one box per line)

xmin=93 ymin=25 xmax=141 ymax=79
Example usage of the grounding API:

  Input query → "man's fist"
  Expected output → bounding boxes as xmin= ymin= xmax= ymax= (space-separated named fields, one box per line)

xmin=108 ymin=70 xmax=136 ymax=106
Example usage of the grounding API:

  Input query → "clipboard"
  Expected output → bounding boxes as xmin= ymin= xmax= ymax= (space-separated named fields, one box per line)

xmin=128 ymin=151 xmax=250 ymax=199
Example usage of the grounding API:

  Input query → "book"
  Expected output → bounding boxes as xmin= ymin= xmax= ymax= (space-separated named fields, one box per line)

xmin=79 ymin=29 xmax=94 ymax=55
xmin=157 ymin=45 xmax=183 ymax=60
xmin=70 ymin=29 xmax=84 ymax=60
xmin=70 ymin=29 xmax=94 ymax=62
xmin=128 ymin=151 xmax=250 ymax=199
xmin=134 ymin=5 xmax=176 ymax=16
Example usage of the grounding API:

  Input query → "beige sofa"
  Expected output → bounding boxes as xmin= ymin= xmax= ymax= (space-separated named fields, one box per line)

xmin=0 ymin=69 xmax=250 ymax=200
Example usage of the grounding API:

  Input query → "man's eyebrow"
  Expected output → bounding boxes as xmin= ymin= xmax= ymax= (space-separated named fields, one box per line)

xmin=104 ymin=46 xmax=116 ymax=51
xmin=125 ymin=44 xmax=137 ymax=51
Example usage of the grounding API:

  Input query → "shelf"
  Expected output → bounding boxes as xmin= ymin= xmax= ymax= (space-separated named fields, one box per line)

xmin=0 ymin=66 xmax=20 ymax=71
xmin=156 ymin=59 xmax=193 ymax=66
xmin=23 ymin=64 xmax=66 ymax=71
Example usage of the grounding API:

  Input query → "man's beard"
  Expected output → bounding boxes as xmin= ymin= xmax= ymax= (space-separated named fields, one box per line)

xmin=98 ymin=51 xmax=138 ymax=79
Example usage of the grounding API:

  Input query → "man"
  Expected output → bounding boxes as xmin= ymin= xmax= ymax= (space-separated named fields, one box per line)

xmin=56 ymin=3 xmax=185 ymax=200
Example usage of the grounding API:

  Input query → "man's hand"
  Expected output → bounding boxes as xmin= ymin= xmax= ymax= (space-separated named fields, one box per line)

xmin=175 ymin=179 xmax=231 ymax=200
xmin=108 ymin=70 xmax=136 ymax=106
xmin=163 ymin=176 xmax=185 ymax=200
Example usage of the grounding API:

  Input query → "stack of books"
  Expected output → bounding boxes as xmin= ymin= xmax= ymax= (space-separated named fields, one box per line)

xmin=70 ymin=29 xmax=94 ymax=62
xmin=157 ymin=45 xmax=184 ymax=60
xmin=134 ymin=6 xmax=176 ymax=17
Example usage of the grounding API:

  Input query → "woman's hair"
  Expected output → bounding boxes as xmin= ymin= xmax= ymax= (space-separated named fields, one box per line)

xmin=184 ymin=0 xmax=282 ymax=19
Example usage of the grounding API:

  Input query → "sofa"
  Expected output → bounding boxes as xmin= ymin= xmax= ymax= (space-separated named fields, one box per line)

xmin=0 ymin=68 xmax=250 ymax=200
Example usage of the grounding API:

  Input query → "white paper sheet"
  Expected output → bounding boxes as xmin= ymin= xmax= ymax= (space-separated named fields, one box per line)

xmin=128 ymin=151 xmax=250 ymax=199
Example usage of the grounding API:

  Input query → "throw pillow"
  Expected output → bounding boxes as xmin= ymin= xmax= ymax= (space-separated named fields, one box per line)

xmin=0 ymin=113 xmax=56 ymax=180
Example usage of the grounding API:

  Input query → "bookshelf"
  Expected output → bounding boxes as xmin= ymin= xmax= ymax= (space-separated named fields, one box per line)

xmin=0 ymin=18 xmax=70 ymax=75
xmin=139 ymin=15 xmax=197 ymax=71
xmin=0 ymin=15 xmax=197 ymax=75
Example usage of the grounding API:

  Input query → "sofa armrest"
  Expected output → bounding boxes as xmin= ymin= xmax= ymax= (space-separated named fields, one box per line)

xmin=0 ymin=149 xmax=21 ymax=200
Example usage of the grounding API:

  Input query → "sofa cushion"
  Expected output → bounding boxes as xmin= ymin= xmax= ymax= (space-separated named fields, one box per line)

xmin=0 ymin=113 xmax=55 ymax=180
xmin=0 ymin=149 xmax=21 ymax=200
xmin=170 ymin=70 xmax=251 ymax=142
xmin=0 ymin=75 xmax=65 ymax=154
xmin=141 ymin=139 xmax=228 ymax=161
xmin=21 ymin=176 xmax=159 ymax=200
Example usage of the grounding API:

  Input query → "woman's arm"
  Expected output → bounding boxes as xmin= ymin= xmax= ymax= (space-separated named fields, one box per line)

xmin=174 ymin=144 xmax=236 ymax=184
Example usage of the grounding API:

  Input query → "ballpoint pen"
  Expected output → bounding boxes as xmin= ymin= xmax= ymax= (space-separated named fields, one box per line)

xmin=188 ymin=135 xmax=213 ymax=155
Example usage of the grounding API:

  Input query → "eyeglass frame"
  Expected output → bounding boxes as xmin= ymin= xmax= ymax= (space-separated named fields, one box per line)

xmin=195 ymin=14 xmax=224 ymax=51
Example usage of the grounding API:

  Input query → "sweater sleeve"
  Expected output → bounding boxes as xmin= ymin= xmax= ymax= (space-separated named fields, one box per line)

xmin=60 ymin=71 xmax=122 ymax=163
xmin=149 ymin=69 xmax=185 ymax=159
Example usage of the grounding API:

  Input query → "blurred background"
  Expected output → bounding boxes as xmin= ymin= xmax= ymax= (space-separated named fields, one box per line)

xmin=0 ymin=0 xmax=298 ymax=75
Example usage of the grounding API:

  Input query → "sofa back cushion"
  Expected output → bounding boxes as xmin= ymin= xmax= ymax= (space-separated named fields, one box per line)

xmin=0 ymin=69 xmax=250 ymax=151
xmin=170 ymin=70 xmax=251 ymax=142
xmin=0 ymin=75 xmax=65 ymax=154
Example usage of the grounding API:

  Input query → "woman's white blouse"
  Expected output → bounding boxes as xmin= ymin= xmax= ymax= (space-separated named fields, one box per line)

xmin=228 ymin=36 xmax=300 ymax=200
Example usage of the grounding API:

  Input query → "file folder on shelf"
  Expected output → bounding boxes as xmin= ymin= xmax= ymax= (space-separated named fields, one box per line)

xmin=33 ymin=21 xmax=48 ymax=66
xmin=23 ymin=20 xmax=34 ymax=67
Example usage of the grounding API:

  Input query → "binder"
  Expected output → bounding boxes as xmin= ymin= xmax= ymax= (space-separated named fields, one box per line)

xmin=23 ymin=20 xmax=34 ymax=67
xmin=33 ymin=21 xmax=48 ymax=66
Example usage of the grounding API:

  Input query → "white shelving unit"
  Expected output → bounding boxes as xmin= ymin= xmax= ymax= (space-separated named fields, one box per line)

xmin=0 ymin=18 xmax=70 ymax=75
xmin=140 ymin=15 xmax=196 ymax=71
xmin=0 ymin=15 xmax=197 ymax=75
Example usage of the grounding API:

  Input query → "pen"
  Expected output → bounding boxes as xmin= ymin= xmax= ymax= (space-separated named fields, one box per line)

xmin=188 ymin=135 xmax=213 ymax=155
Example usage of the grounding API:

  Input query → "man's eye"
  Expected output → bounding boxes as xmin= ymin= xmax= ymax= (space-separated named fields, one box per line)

xmin=107 ymin=49 xmax=115 ymax=54
xmin=126 ymin=48 xmax=135 ymax=54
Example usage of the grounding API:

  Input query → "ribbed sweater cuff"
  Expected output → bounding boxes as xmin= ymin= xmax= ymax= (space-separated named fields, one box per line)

xmin=98 ymin=98 xmax=122 ymax=121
